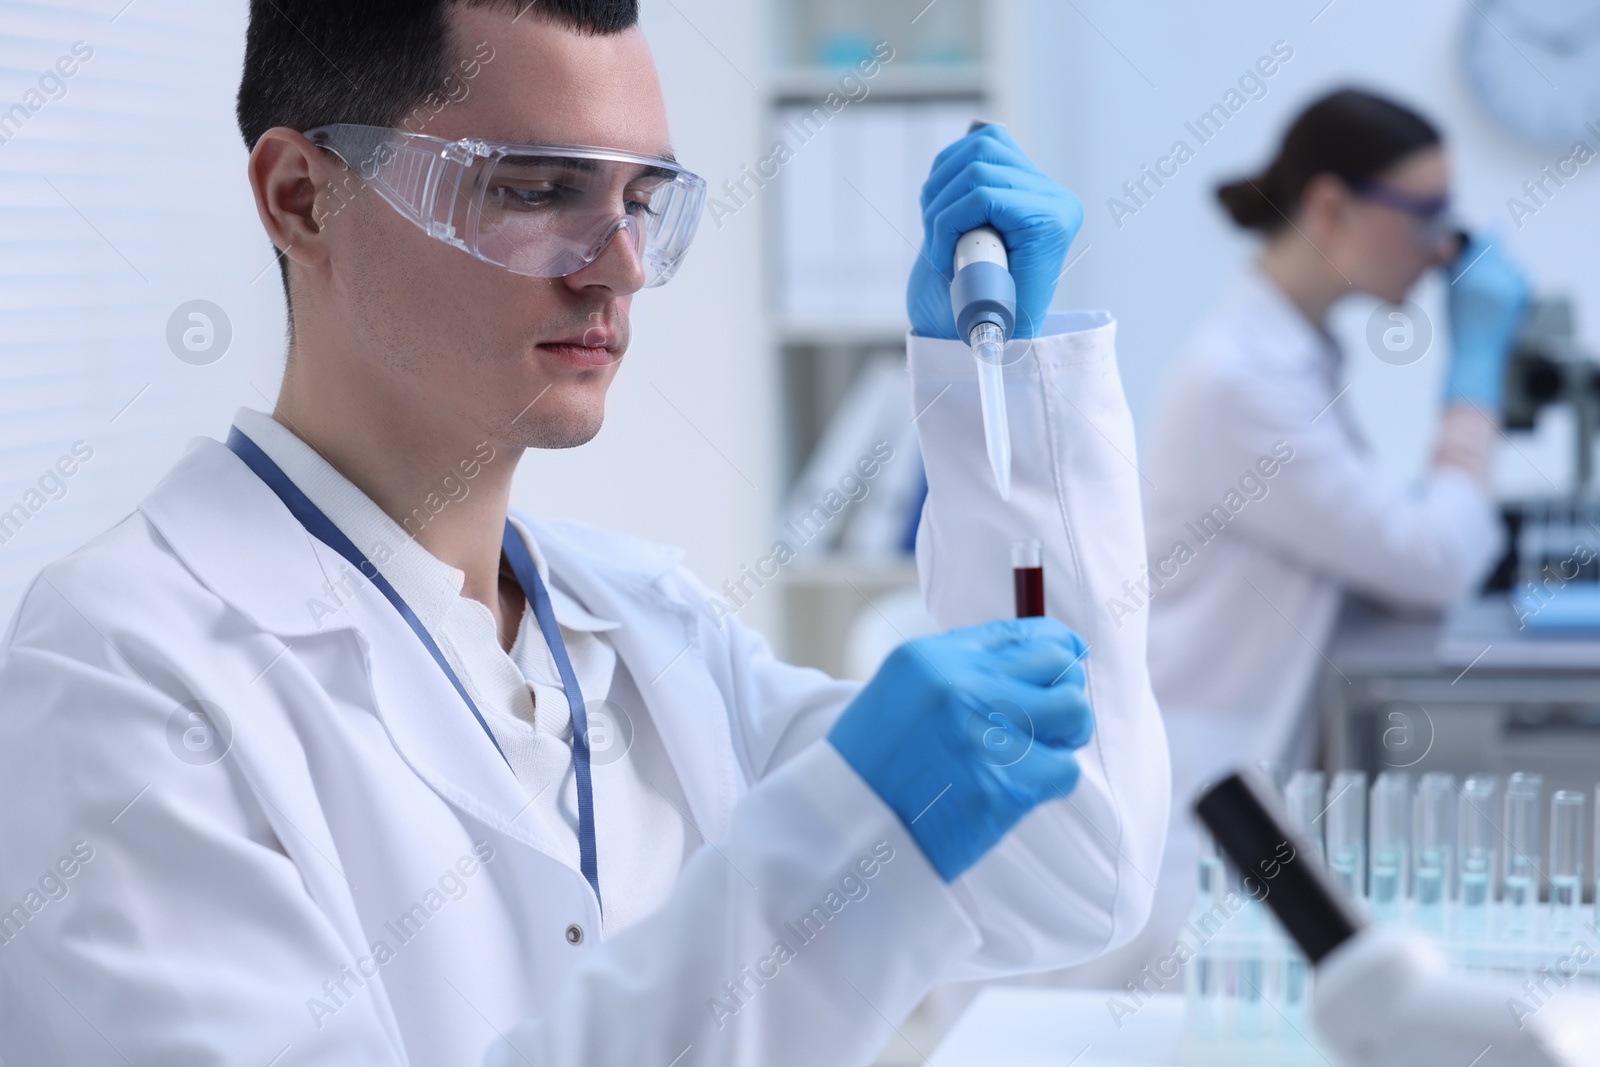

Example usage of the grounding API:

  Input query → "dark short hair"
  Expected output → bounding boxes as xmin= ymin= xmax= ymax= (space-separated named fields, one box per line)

xmin=236 ymin=0 xmax=641 ymax=310
xmin=1217 ymin=88 xmax=1442 ymax=233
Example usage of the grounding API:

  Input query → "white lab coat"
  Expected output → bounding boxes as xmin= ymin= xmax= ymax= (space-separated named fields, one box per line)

xmin=1103 ymin=266 xmax=1502 ymax=979
xmin=0 ymin=314 xmax=1168 ymax=1067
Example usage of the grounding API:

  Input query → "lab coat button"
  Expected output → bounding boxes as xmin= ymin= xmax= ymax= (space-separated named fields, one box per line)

xmin=565 ymin=923 xmax=584 ymax=945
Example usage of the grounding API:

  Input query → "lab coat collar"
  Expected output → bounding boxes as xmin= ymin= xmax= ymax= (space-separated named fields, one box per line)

xmin=140 ymin=435 xmax=343 ymax=639
xmin=139 ymin=434 xmax=684 ymax=641
xmin=143 ymin=441 xmax=563 ymax=867
xmin=230 ymin=407 xmax=618 ymax=636
xmin=1229 ymin=263 xmax=1364 ymax=446
xmin=140 ymin=434 xmax=733 ymax=846
xmin=506 ymin=516 xmax=622 ymax=634
xmin=1229 ymin=262 xmax=1344 ymax=375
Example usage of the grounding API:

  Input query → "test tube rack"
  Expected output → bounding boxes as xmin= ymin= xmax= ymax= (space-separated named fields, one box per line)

xmin=1178 ymin=769 xmax=1600 ymax=1066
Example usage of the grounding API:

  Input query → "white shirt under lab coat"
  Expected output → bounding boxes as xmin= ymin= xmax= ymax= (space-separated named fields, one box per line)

xmin=1123 ymin=266 xmax=1502 ymax=972
xmin=0 ymin=314 xmax=1168 ymax=1067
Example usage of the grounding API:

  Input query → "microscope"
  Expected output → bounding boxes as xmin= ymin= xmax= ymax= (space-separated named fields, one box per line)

xmin=1484 ymin=298 xmax=1600 ymax=617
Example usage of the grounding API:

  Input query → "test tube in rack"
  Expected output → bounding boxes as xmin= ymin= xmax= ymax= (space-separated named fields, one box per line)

xmin=1458 ymin=775 xmax=1499 ymax=938
xmin=1550 ymin=790 xmax=1584 ymax=936
xmin=1413 ymin=772 xmax=1455 ymax=932
xmin=1369 ymin=772 xmax=1410 ymax=921
xmin=1503 ymin=772 xmax=1543 ymax=936
xmin=1326 ymin=770 xmax=1367 ymax=900
xmin=1285 ymin=770 xmax=1326 ymax=866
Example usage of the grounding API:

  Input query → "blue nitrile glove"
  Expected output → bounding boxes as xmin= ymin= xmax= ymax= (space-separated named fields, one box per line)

xmin=828 ymin=618 xmax=1093 ymax=882
xmin=1445 ymin=235 xmax=1531 ymax=410
xmin=907 ymin=125 xmax=1084 ymax=340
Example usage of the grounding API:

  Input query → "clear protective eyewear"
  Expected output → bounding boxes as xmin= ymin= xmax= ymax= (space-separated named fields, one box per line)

xmin=306 ymin=123 xmax=707 ymax=288
xmin=1348 ymin=177 xmax=1462 ymax=250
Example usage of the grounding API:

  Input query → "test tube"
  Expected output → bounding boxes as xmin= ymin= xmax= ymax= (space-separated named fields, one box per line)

xmin=1413 ymin=773 xmax=1455 ymax=931
xmin=1191 ymin=822 xmax=1225 ymax=1021
xmin=1012 ymin=539 xmax=1044 ymax=618
xmin=1326 ymin=770 xmax=1367 ymax=900
xmin=1285 ymin=770 xmax=1326 ymax=866
xmin=1550 ymin=790 xmax=1585 ymax=936
xmin=1503 ymin=772 xmax=1543 ymax=936
xmin=1458 ymin=775 xmax=1498 ymax=938
xmin=1280 ymin=769 xmax=1323 ymax=1028
xmin=1369 ymin=772 xmax=1410 ymax=921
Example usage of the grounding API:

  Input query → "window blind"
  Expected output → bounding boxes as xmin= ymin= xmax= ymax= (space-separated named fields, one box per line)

xmin=0 ymin=0 xmax=285 ymax=622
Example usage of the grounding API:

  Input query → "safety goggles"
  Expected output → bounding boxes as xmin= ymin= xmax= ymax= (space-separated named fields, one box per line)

xmin=306 ymin=124 xmax=707 ymax=287
xmin=1348 ymin=178 xmax=1460 ymax=248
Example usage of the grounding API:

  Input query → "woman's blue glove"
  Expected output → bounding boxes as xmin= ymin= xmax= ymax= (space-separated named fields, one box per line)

xmin=906 ymin=125 xmax=1084 ymax=340
xmin=1445 ymin=235 xmax=1531 ymax=410
xmin=828 ymin=618 xmax=1093 ymax=882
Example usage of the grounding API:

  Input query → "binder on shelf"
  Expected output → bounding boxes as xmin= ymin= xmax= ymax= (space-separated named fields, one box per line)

xmin=777 ymin=103 xmax=837 ymax=324
xmin=779 ymin=353 xmax=918 ymax=558
xmin=775 ymin=100 xmax=978 ymax=329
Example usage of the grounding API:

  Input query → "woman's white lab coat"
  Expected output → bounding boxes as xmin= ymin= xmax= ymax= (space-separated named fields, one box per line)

xmin=0 ymin=314 xmax=1168 ymax=1067
xmin=1120 ymin=266 xmax=1502 ymax=972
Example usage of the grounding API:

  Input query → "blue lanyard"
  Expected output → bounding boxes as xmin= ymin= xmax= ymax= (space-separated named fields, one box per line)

xmin=226 ymin=427 xmax=602 ymax=911
xmin=499 ymin=520 xmax=599 ymax=904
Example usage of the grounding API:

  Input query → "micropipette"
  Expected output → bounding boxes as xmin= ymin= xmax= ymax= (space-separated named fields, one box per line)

xmin=950 ymin=121 xmax=1018 ymax=501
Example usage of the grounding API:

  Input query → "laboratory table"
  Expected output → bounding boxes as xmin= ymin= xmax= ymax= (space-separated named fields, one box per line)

xmin=1320 ymin=595 xmax=1600 ymax=774
xmin=929 ymin=988 xmax=1185 ymax=1067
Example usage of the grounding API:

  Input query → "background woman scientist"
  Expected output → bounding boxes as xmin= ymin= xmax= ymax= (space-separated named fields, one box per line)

xmin=1115 ymin=87 xmax=1531 ymax=976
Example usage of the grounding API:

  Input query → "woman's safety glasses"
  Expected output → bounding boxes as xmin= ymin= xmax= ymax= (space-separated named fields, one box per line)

xmin=1348 ymin=177 xmax=1460 ymax=250
xmin=306 ymin=124 xmax=707 ymax=288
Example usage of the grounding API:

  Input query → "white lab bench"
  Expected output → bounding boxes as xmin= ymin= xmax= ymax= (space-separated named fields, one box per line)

xmin=929 ymin=989 xmax=1186 ymax=1067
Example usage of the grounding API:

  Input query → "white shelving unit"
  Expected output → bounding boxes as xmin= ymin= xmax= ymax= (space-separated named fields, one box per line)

xmin=764 ymin=0 xmax=1018 ymax=681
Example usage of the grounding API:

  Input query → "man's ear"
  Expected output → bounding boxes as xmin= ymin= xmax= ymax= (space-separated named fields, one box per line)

xmin=247 ymin=127 xmax=341 ymax=277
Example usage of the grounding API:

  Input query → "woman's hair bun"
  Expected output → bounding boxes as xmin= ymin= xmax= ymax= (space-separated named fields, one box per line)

xmin=1216 ymin=174 xmax=1281 ymax=232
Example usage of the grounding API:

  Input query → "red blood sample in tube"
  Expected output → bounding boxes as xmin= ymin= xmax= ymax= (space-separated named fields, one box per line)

xmin=1014 ymin=568 xmax=1045 ymax=618
xmin=1012 ymin=539 xmax=1045 ymax=618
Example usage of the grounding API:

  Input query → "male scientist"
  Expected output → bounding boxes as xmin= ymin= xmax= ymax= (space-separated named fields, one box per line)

xmin=0 ymin=2 xmax=1168 ymax=1064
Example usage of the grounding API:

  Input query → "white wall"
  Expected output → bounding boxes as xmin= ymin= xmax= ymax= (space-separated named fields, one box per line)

xmin=1014 ymin=0 xmax=1600 ymax=483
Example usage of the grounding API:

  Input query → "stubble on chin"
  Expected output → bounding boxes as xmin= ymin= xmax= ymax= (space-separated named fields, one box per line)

xmin=504 ymin=400 xmax=605 ymax=450
xmin=497 ymin=349 xmax=618 ymax=450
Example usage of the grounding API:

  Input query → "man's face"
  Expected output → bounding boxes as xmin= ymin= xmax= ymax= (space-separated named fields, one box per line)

xmin=324 ymin=8 xmax=671 ymax=449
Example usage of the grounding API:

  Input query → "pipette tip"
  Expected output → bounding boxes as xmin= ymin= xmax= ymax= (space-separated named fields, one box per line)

xmin=973 ymin=343 xmax=1012 ymax=502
